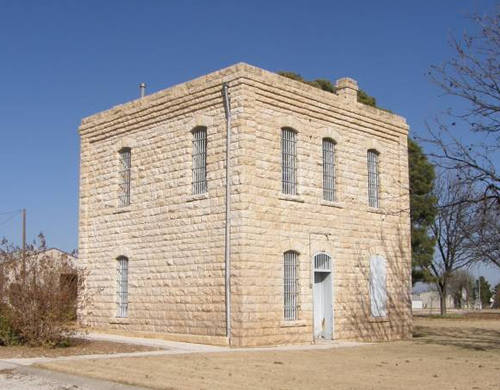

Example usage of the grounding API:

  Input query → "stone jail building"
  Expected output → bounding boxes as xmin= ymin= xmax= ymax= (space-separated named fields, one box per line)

xmin=78 ymin=63 xmax=412 ymax=347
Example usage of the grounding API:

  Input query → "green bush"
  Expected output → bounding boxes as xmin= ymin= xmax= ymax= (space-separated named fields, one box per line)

xmin=0 ymin=304 xmax=20 ymax=346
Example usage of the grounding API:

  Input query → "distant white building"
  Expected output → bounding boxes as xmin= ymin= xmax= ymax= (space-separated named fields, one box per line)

xmin=412 ymin=285 xmax=471 ymax=312
xmin=38 ymin=248 xmax=78 ymax=269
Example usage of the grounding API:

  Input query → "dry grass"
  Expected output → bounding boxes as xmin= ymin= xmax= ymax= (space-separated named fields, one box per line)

xmin=0 ymin=338 xmax=159 ymax=359
xmin=38 ymin=315 xmax=500 ymax=390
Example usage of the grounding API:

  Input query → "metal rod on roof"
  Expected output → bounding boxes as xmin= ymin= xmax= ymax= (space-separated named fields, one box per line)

xmin=139 ymin=83 xmax=146 ymax=98
xmin=22 ymin=208 xmax=26 ymax=252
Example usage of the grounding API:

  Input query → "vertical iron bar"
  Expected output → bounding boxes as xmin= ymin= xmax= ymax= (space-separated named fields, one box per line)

xmin=368 ymin=150 xmax=379 ymax=207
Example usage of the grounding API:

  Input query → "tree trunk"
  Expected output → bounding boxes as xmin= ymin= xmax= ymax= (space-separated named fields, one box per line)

xmin=439 ymin=282 xmax=447 ymax=316
xmin=440 ymin=292 xmax=447 ymax=315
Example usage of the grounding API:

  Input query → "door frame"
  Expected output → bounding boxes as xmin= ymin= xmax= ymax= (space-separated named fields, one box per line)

xmin=312 ymin=252 xmax=334 ymax=341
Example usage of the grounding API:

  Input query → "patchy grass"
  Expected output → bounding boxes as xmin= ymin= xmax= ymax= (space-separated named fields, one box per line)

xmin=0 ymin=338 xmax=159 ymax=359
xmin=414 ymin=310 xmax=500 ymax=321
xmin=37 ymin=315 xmax=500 ymax=390
xmin=413 ymin=312 xmax=500 ymax=352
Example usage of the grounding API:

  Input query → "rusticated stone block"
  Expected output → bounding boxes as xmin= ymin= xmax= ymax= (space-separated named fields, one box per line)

xmin=78 ymin=63 xmax=411 ymax=346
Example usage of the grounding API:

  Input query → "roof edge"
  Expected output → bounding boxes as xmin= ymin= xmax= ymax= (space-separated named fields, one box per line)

xmin=79 ymin=62 xmax=255 ymax=129
xmin=79 ymin=62 xmax=408 ymax=133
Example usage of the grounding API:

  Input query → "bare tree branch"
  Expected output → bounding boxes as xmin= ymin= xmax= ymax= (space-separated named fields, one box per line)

xmin=424 ymin=174 xmax=476 ymax=315
xmin=423 ymin=9 xmax=500 ymax=205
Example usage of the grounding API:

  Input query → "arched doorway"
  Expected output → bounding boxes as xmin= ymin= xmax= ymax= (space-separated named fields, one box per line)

xmin=313 ymin=253 xmax=333 ymax=339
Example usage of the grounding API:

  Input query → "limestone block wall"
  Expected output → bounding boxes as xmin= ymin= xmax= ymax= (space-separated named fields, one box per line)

xmin=230 ymin=67 xmax=412 ymax=346
xmin=78 ymin=63 xmax=412 ymax=347
xmin=78 ymin=66 xmax=251 ymax=345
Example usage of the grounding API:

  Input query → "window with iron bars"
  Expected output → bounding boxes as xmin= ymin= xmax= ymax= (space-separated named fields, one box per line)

xmin=118 ymin=148 xmax=131 ymax=207
xmin=314 ymin=253 xmax=331 ymax=272
xmin=192 ymin=127 xmax=207 ymax=195
xmin=283 ymin=250 xmax=300 ymax=321
xmin=367 ymin=149 xmax=379 ymax=208
xmin=322 ymin=138 xmax=336 ymax=201
xmin=116 ymin=256 xmax=128 ymax=318
xmin=281 ymin=128 xmax=297 ymax=195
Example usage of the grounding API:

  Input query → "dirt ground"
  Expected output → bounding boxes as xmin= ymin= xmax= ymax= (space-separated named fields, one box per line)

xmin=0 ymin=338 xmax=158 ymax=359
xmin=38 ymin=314 xmax=500 ymax=390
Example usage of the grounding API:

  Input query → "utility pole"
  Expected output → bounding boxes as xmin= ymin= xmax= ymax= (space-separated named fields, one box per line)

xmin=478 ymin=279 xmax=482 ymax=310
xmin=22 ymin=208 xmax=26 ymax=251
xmin=21 ymin=208 xmax=26 ymax=278
xmin=474 ymin=278 xmax=482 ymax=310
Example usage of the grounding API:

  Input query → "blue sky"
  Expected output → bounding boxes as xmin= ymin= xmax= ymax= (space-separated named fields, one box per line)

xmin=0 ymin=1 xmax=498 ymax=284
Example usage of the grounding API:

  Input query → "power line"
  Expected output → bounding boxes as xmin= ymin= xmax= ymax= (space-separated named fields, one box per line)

xmin=0 ymin=213 xmax=20 ymax=227
xmin=0 ymin=209 xmax=21 ymax=216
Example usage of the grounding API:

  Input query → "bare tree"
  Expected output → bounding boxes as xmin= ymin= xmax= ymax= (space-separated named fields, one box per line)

xmin=447 ymin=269 xmax=475 ymax=309
xmin=426 ymin=9 xmax=500 ymax=205
xmin=0 ymin=235 xmax=82 ymax=346
xmin=463 ymin=198 xmax=500 ymax=268
xmin=425 ymin=175 xmax=475 ymax=315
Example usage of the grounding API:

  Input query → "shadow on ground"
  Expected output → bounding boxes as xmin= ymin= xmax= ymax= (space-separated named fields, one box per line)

xmin=413 ymin=324 xmax=500 ymax=352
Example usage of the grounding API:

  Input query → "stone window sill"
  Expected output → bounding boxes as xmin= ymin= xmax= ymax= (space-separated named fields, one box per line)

xmin=109 ymin=317 xmax=130 ymax=324
xmin=320 ymin=200 xmax=344 ymax=209
xmin=368 ymin=317 xmax=389 ymax=323
xmin=186 ymin=193 xmax=209 ymax=202
xmin=367 ymin=207 xmax=387 ymax=215
xmin=280 ymin=319 xmax=307 ymax=327
xmin=113 ymin=206 xmax=132 ymax=214
xmin=279 ymin=194 xmax=305 ymax=203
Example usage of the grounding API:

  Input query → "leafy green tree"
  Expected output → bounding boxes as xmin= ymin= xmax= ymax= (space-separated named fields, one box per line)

xmin=277 ymin=72 xmax=337 ymax=93
xmin=493 ymin=283 xmax=500 ymax=309
xmin=408 ymin=139 xmax=438 ymax=283
xmin=473 ymin=276 xmax=493 ymax=308
xmin=357 ymin=89 xmax=377 ymax=107
xmin=277 ymin=71 xmax=381 ymax=109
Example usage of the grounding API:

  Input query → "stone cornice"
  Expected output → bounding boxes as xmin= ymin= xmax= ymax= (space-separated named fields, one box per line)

xmin=79 ymin=63 xmax=409 ymax=143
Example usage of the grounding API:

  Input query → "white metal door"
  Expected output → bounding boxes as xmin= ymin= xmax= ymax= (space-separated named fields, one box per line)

xmin=313 ymin=253 xmax=333 ymax=340
xmin=314 ymin=272 xmax=333 ymax=339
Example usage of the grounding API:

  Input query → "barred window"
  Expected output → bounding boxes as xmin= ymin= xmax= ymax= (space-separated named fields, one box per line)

xmin=118 ymin=148 xmax=131 ymax=207
xmin=117 ymin=256 xmax=129 ymax=318
xmin=367 ymin=149 xmax=379 ymax=208
xmin=281 ymin=128 xmax=297 ymax=195
xmin=192 ymin=127 xmax=207 ymax=194
xmin=370 ymin=255 xmax=387 ymax=317
xmin=283 ymin=250 xmax=299 ymax=321
xmin=322 ymin=138 xmax=336 ymax=201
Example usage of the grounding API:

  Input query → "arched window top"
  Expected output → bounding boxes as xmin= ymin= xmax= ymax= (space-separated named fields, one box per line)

xmin=191 ymin=125 xmax=207 ymax=134
xmin=370 ymin=255 xmax=386 ymax=267
xmin=322 ymin=137 xmax=336 ymax=145
xmin=281 ymin=126 xmax=298 ymax=134
xmin=367 ymin=148 xmax=379 ymax=155
xmin=314 ymin=252 xmax=332 ymax=272
xmin=118 ymin=146 xmax=131 ymax=153
xmin=116 ymin=255 xmax=128 ymax=261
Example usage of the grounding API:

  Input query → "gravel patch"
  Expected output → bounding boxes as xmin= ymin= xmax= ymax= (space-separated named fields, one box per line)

xmin=0 ymin=369 xmax=84 ymax=390
xmin=0 ymin=367 xmax=145 ymax=390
